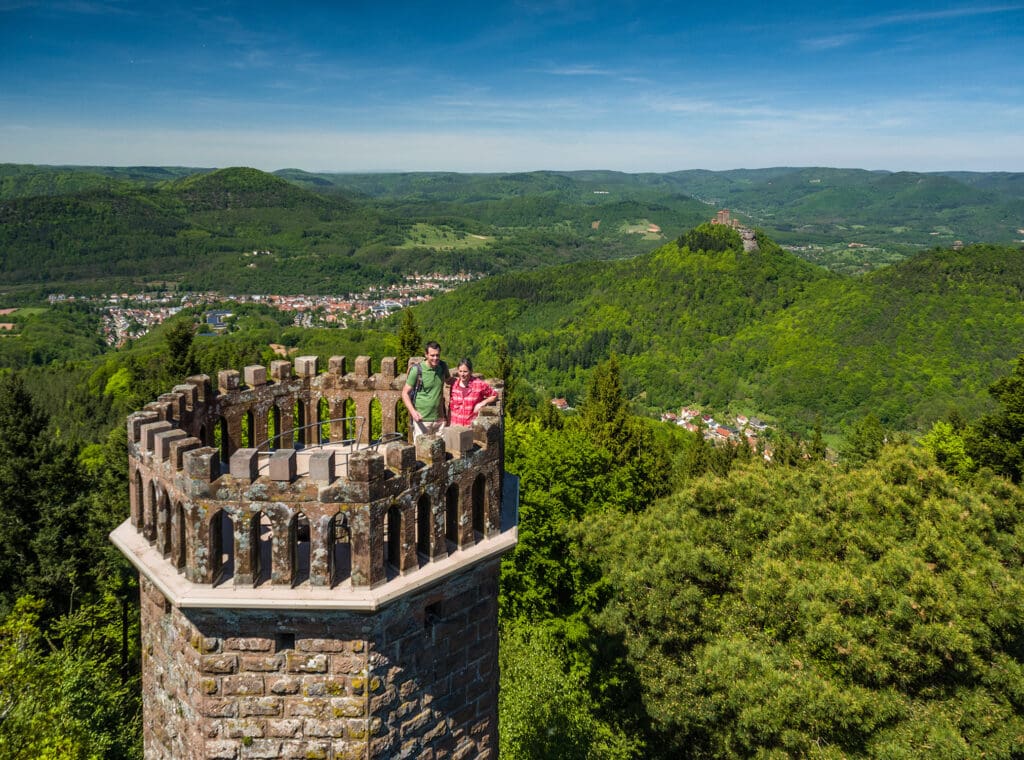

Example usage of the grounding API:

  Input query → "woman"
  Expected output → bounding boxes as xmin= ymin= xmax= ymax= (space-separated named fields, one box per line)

xmin=448 ymin=358 xmax=498 ymax=427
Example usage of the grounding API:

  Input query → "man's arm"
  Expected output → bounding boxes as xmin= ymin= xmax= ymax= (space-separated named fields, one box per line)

xmin=402 ymin=368 xmax=422 ymax=422
xmin=441 ymin=364 xmax=451 ymax=422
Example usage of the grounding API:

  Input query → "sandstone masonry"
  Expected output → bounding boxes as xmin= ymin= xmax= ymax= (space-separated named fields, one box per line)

xmin=112 ymin=355 xmax=517 ymax=759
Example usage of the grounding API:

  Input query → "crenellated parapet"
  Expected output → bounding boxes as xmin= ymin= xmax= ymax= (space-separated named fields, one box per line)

xmin=112 ymin=356 xmax=516 ymax=610
xmin=137 ymin=354 xmax=417 ymax=456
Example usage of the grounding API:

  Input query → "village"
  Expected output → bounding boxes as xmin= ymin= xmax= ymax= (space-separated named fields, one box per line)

xmin=660 ymin=406 xmax=773 ymax=454
xmin=550 ymin=394 xmax=776 ymax=459
xmin=46 ymin=271 xmax=480 ymax=347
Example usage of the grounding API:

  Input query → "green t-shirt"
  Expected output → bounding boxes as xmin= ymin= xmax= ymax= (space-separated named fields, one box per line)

xmin=407 ymin=361 xmax=449 ymax=421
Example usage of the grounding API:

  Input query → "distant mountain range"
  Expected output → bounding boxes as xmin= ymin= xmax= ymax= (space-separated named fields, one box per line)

xmin=1 ymin=164 xmax=1021 ymax=297
xmin=276 ymin=166 xmax=1024 ymax=268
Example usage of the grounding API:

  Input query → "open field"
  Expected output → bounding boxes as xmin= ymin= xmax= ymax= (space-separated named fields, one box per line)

xmin=398 ymin=223 xmax=494 ymax=250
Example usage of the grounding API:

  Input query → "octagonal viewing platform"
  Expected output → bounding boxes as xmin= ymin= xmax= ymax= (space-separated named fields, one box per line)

xmin=110 ymin=354 xmax=518 ymax=612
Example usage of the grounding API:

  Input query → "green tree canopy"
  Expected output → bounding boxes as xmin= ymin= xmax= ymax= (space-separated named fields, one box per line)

xmin=0 ymin=596 xmax=141 ymax=759
xmin=965 ymin=354 xmax=1024 ymax=482
xmin=579 ymin=446 xmax=1024 ymax=758
xmin=678 ymin=222 xmax=743 ymax=253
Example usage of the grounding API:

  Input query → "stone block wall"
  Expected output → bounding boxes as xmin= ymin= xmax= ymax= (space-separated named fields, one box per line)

xmin=120 ymin=360 xmax=513 ymax=760
xmin=140 ymin=559 xmax=500 ymax=760
xmin=125 ymin=356 xmax=506 ymax=591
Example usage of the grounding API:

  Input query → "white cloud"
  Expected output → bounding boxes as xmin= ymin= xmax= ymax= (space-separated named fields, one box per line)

xmin=863 ymin=3 xmax=1024 ymax=28
xmin=799 ymin=33 xmax=863 ymax=51
xmin=543 ymin=64 xmax=617 ymax=76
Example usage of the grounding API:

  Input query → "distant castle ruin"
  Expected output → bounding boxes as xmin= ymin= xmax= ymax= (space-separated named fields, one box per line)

xmin=112 ymin=355 xmax=517 ymax=759
xmin=711 ymin=209 xmax=759 ymax=252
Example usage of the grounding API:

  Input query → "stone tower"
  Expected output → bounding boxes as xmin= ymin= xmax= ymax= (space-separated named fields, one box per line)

xmin=111 ymin=355 xmax=517 ymax=759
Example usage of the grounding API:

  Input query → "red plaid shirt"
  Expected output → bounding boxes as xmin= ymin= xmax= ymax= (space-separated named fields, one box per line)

xmin=448 ymin=377 xmax=497 ymax=426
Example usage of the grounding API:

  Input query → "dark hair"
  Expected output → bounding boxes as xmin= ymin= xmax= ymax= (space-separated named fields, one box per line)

xmin=425 ymin=340 xmax=441 ymax=352
xmin=457 ymin=358 xmax=473 ymax=372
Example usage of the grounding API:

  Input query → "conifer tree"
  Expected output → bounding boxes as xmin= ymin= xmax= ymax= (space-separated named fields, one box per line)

xmin=0 ymin=374 xmax=48 ymax=612
xmin=808 ymin=417 xmax=827 ymax=461
xmin=397 ymin=309 xmax=422 ymax=367
xmin=581 ymin=355 xmax=629 ymax=451
xmin=841 ymin=413 xmax=887 ymax=466
xmin=680 ymin=429 xmax=713 ymax=479
xmin=496 ymin=339 xmax=526 ymax=419
xmin=163 ymin=318 xmax=197 ymax=382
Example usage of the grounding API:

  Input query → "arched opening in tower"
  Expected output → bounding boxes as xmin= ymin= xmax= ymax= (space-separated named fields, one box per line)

xmin=145 ymin=479 xmax=157 ymax=541
xmin=416 ymin=493 xmax=431 ymax=560
xmin=216 ymin=416 xmax=229 ymax=462
xmin=171 ymin=501 xmax=186 ymax=570
xmin=445 ymin=484 xmax=459 ymax=551
xmin=268 ymin=405 xmax=281 ymax=450
xmin=395 ymin=399 xmax=410 ymax=442
xmin=131 ymin=469 xmax=143 ymax=526
xmin=242 ymin=409 xmax=254 ymax=448
xmin=318 ymin=397 xmax=330 ymax=443
xmin=156 ymin=487 xmax=171 ymax=557
xmin=254 ymin=511 xmax=272 ymax=586
xmin=472 ymin=474 xmax=486 ymax=540
xmin=369 ymin=397 xmax=383 ymax=441
xmin=210 ymin=508 xmax=234 ymax=586
xmin=385 ymin=504 xmax=402 ymax=572
xmin=293 ymin=399 xmax=306 ymax=447
xmin=330 ymin=512 xmax=351 ymax=587
xmin=343 ymin=397 xmax=356 ymax=441
xmin=292 ymin=512 xmax=310 ymax=586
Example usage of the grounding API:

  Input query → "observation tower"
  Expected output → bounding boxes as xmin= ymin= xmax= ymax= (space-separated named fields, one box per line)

xmin=111 ymin=354 xmax=517 ymax=759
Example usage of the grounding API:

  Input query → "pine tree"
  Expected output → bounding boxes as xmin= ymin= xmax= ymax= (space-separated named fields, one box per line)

xmin=808 ymin=417 xmax=827 ymax=461
xmin=539 ymin=397 xmax=564 ymax=430
xmin=841 ymin=413 xmax=887 ymax=466
xmin=680 ymin=430 xmax=713 ymax=479
xmin=496 ymin=339 xmax=526 ymax=419
xmin=397 ymin=309 xmax=422 ymax=367
xmin=581 ymin=356 xmax=629 ymax=451
xmin=163 ymin=318 xmax=197 ymax=383
xmin=0 ymin=374 xmax=48 ymax=612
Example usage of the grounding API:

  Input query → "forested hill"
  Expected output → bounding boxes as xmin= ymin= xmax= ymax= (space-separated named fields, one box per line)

xmin=0 ymin=167 xmax=391 ymax=295
xmin=0 ymin=165 xmax=709 ymax=297
xmin=167 ymin=167 xmax=344 ymax=212
xmin=729 ymin=242 xmax=1024 ymax=429
xmin=0 ymin=163 xmax=207 ymax=198
xmin=411 ymin=225 xmax=1024 ymax=433
xmin=281 ymin=166 xmax=1024 ymax=267
xmin=2 ymin=164 xmax=1022 ymax=295
xmin=664 ymin=167 xmax=1024 ymax=250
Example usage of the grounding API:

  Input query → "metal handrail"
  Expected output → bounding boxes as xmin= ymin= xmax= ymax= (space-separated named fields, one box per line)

xmin=251 ymin=416 xmax=408 ymax=454
xmin=252 ymin=416 xmax=365 ymax=454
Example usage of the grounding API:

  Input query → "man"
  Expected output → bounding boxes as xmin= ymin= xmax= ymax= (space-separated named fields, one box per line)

xmin=402 ymin=341 xmax=450 ymax=440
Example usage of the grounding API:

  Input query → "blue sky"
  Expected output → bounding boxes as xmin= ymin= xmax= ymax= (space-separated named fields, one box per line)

xmin=1 ymin=0 xmax=1022 ymax=172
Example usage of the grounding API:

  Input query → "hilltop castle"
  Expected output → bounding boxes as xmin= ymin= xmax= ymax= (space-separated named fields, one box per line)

xmin=710 ymin=209 xmax=759 ymax=252
xmin=111 ymin=355 xmax=517 ymax=759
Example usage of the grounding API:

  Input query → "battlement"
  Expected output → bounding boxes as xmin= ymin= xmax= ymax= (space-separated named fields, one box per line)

xmin=111 ymin=355 xmax=517 ymax=611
